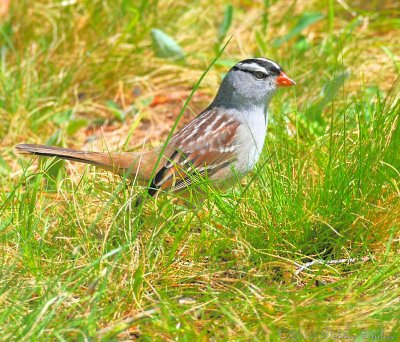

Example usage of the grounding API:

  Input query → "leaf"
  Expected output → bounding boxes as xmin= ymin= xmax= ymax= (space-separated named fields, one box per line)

xmin=46 ymin=129 xmax=62 ymax=146
xmin=320 ymin=71 xmax=350 ymax=107
xmin=151 ymin=29 xmax=184 ymax=60
xmin=0 ymin=217 xmax=12 ymax=231
xmin=43 ymin=130 xmax=65 ymax=188
xmin=255 ymin=30 xmax=267 ymax=54
xmin=308 ymin=71 xmax=350 ymax=124
xmin=218 ymin=4 xmax=233 ymax=42
xmin=381 ymin=46 xmax=400 ymax=73
xmin=138 ymin=96 xmax=154 ymax=107
xmin=274 ymin=12 xmax=324 ymax=47
xmin=293 ymin=36 xmax=309 ymax=53
xmin=67 ymin=118 xmax=88 ymax=136
xmin=106 ymin=100 xmax=126 ymax=122
xmin=262 ymin=0 xmax=270 ymax=30
xmin=53 ymin=109 xmax=73 ymax=125
xmin=0 ymin=155 xmax=11 ymax=176
xmin=124 ymin=7 xmax=140 ymax=33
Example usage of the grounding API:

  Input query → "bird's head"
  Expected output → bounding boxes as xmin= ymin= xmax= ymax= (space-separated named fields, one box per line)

xmin=214 ymin=58 xmax=295 ymax=108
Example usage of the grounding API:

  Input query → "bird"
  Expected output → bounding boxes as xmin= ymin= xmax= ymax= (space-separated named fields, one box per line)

xmin=16 ymin=58 xmax=295 ymax=200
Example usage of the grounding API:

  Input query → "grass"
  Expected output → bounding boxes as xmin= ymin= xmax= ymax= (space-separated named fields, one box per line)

xmin=1 ymin=0 xmax=399 ymax=340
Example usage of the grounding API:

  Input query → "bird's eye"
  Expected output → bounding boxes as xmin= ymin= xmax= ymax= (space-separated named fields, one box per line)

xmin=253 ymin=71 xmax=267 ymax=80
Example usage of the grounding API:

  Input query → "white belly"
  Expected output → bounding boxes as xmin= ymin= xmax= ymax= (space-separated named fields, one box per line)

xmin=235 ymin=110 xmax=268 ymax=173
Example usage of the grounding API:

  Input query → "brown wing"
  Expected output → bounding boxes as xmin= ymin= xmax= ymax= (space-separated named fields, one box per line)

xmin=147 ymin=110 xmax=240 ymax=196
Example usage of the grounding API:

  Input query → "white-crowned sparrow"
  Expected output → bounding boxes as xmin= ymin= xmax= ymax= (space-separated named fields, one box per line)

xmin=16 ymin=58 xmax=295 ymax=198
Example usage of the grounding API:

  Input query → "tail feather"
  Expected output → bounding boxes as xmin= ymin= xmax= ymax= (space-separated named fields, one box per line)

xmin=15 ymin=144 xmax=140 ymax=175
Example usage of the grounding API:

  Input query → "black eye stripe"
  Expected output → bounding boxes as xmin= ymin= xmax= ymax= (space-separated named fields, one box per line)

xmin=269 ymin=66 xmax=280 ymax=75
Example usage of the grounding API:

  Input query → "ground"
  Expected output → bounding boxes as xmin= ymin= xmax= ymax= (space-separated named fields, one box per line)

xmin=0 ymin=1 xmax=399 ymax=340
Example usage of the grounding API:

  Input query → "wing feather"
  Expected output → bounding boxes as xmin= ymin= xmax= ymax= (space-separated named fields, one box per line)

xmin=148 ymin=111 xmax=240 ymax=196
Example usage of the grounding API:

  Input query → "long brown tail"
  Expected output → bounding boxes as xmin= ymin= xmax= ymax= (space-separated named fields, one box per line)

xmin=15 ymin=144 xmax=150 ymax=179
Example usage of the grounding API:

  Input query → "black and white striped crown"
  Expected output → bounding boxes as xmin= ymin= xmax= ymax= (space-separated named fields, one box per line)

xmin=233 ymin=58 xmax=282 ymax=77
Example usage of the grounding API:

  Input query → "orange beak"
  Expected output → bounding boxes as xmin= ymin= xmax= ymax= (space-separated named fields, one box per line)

xmin=276 ymin=72 xmax=296 ymax=87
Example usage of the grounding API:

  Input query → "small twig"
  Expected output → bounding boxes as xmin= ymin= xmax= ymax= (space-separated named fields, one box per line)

xmin=97 ymin=308 xmax=159 ymax=337
xmin=295 ymin=256 xmax=372 ymax=276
